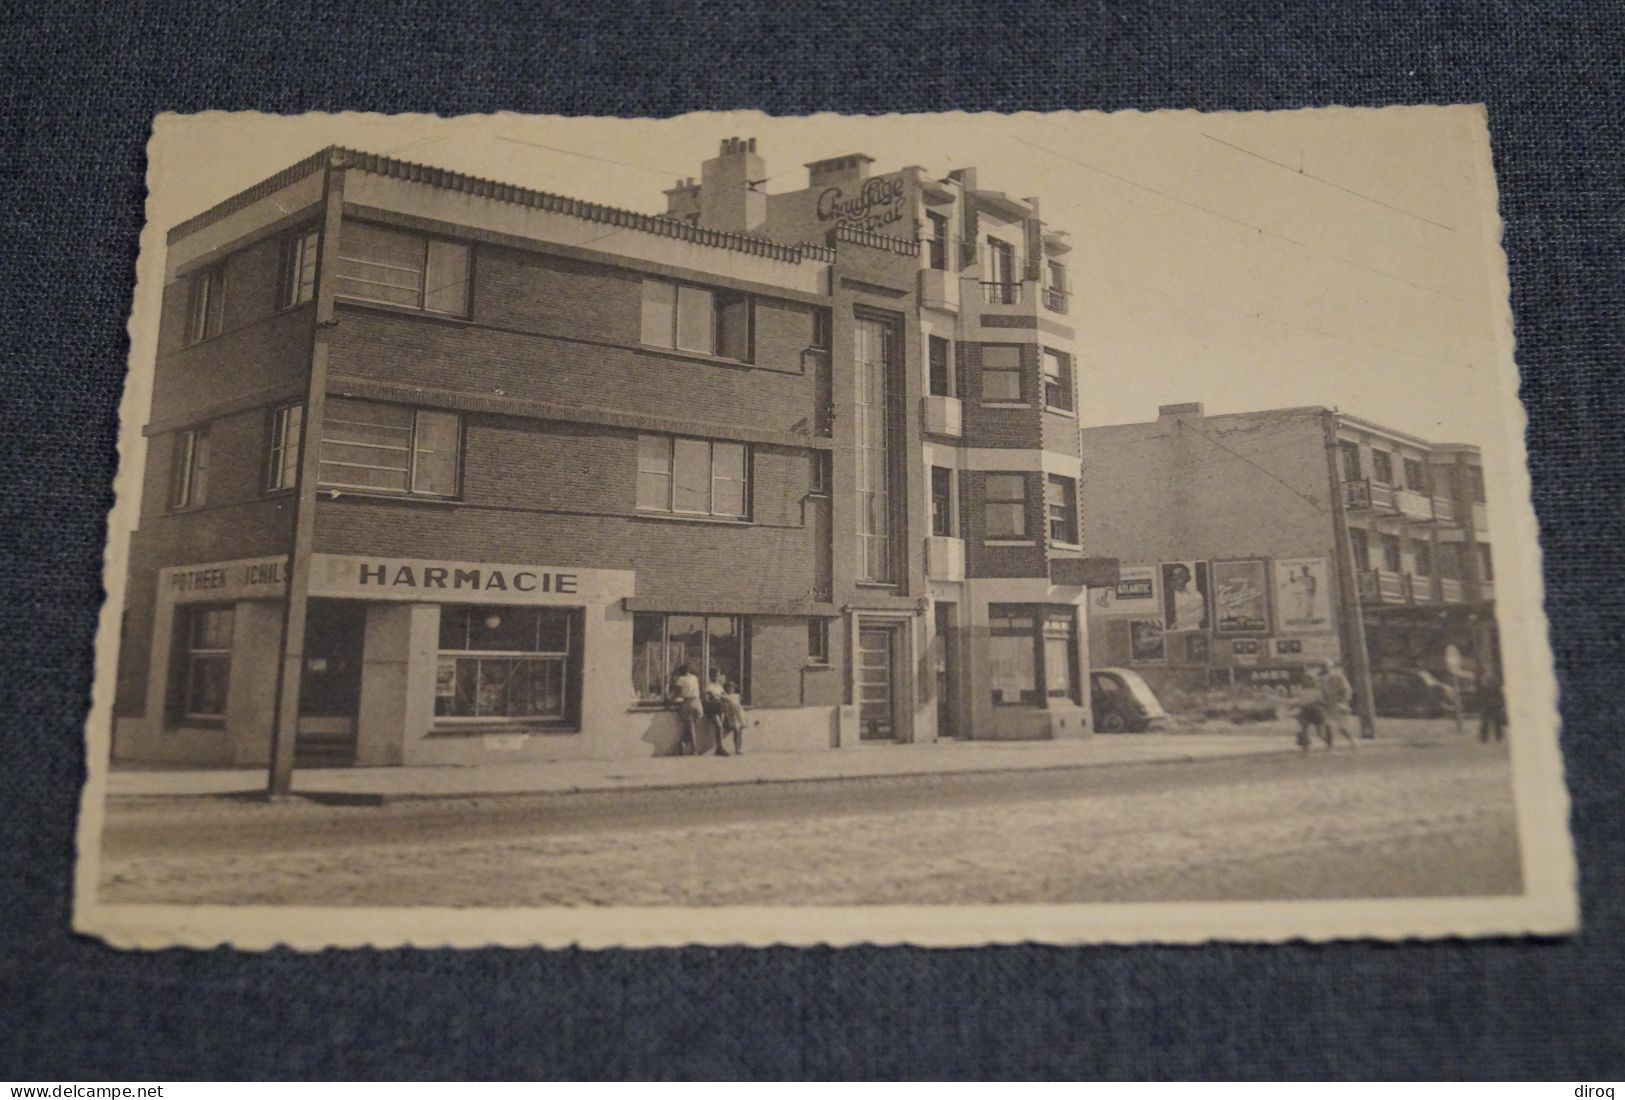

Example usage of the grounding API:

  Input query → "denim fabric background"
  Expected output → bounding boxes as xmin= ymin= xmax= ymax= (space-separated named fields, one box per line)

xmin=2 ymin=0 xmax=1620 ymax=1080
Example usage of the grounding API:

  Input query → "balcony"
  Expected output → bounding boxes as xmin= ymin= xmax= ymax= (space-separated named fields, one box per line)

xmin=1343 ymin=479 xmax=1373 ymax=509
xmin=926 ymin=535 xmax=965 ymax=582
xmin=917 ymin=266 xmax=959 ymax=313
xmin=1393 ymin=488 xmax=1435 ymax=521
xmin=922 ymin=394 xmax=963 ymax=438
xmin=1438 ymin=577 xmax=1464 ymax=603
xmin=1431 ymin=496 xmax=1456 ymax=524
xmin=1042 ymin=287 xmax=1070 ymax=314
xmin=1358 ymin=568 xmax=1415 ymax=605
xmin=980 ymin=281 xmax=1023 ymax=305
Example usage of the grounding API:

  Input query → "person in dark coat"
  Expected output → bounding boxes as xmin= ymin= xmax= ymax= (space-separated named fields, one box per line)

xmin=1478 ymin=670 xmax=1507 ymax=742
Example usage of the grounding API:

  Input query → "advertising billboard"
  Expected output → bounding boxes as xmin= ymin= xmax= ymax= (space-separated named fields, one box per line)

xmin=1160 ymin=561 xmax=1211 ymax=631
xmin=1273 ymin=557 xmax=1332 ymax=634
xmin=1212 ymin=559 xmax=1270 ymax=634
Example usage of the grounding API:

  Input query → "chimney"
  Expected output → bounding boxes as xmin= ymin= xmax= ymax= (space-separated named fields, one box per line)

xmin=697 ymin=136 xmax=767 ymax=233
xmin=805 ymin=152 xmax=875 ymax=189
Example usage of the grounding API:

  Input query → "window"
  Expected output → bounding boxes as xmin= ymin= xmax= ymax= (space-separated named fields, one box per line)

xmin=1413 ymin=539 xmax=1433 ymax=577
xmin=636 ymin=434 xmax=748 ymax=519
xmin=986 ymin=237 xmax=1017 ymax=300
xmin=333 ymin=222 xmax=470 ymax=316
xmin=930 ymin=466 xmax=953 ymax=536
xmin=640 ymin=278 xmax=752 ymax=360
xmin=318 ymin=398 xmax=461 ymax=497
xmin=265 ymin=403 xmax=303 ymax=492
xmin=810 ymin=307 xmax=831 ymax=351
xmin=435 ymin=606 xmax=578 ymax=724
xmin=1437 ymin=542 xmax=1462 ymax=580
xmin=168 ymin=427 xmax=209 ymax=510
xmin=928 ymin=335 xmax=952 ymax=397
xmin=981 ymin=344 xmax=1024 ymax=403
xmin=985 ymin=473 xmax=1030 ymax=539
xmin=1042 ymin=348 xmax=1072 ymax=411
xmin=1380 ymin=532 xmax=1402 ymax=572
xmin=1044 ymin=261 xmax=1069 ymax=312
xmin=173 ymin=604 xmax=233 ymax=722
xmin=1404 ymin=457 xmax=1428 ymax=494
xmin=810 ymin=450 xmax=832 ymax=495
xmin=1371 ymin=449 xmax=1394 ymax=485
xmin=926 ymin=211 xmax=949 ymax=270
xmin=807 ymin=619 xmax=830 ymax=664
xmin=989 ymin=605 xmax=1079 ymax=707
xmin=1047 ymin=260 xmax=1067 ymax=294
xmin=1467 ymin=465 xmax=1486 ymax=503
xmin=1046 ymin=474 xmax=1078 ymax=544
xmin=632 ymin=613 xmax=747 ymax=703
xmin=1478 ymin=543 xmax=1494 ymax=582
xmin=855 ymin=314 xmax=901 ymax=583
xmin=186 ymin=265 xmax=225 ymax=344
xmin=281 ymin=227 xmax=319 ymax=309
xmin=1349 ymin=528 xmax=1370 ymax=572
xmin=1340 ymin=441 xmax=1362 ymax=481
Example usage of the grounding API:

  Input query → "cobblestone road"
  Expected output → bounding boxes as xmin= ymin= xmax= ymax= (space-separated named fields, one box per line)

xmin=98 ymin=739 xmax=1521 ymax=906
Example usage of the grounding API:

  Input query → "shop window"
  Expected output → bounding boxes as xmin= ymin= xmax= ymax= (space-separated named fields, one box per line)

xmin=280 ymin=227 xmax=320 ymax=309
xmin=170 ymin=604 xmax=233 ymax=724
xmin=333 ymin=222 xmax=470 ymax=317
xmin=1413 ymin=539 xmax=1433 ymax=577
xmin=636 ymin=434 xmax=748 ymax=519
xmin=186 ymin=264 xmax=225 ymax=345
xmin=930 ymin=466 xmax=954 ymax=537
xmin=985 ymin=473 xmax=1030 ymax=539
xmin=632 ymin=613 xmax=748 ymax=704
xmin=1371 ymin=449 xmax=1394 ymax=485
xmin=1041 ymin=348 xmax=1073 ymax=411
xmin=168 ymin=426 xmax=209 ymax=511
xmin=807 ymin=619 xmax=830 ymax=665
xmin=264 ymin=403 xmax=303 ymax=493
xmin=318 ymin=398 xmax=461 ymax=498
xmin=980 ymin=344 xmax=1024 ymax=403
xmin=435 ymin=606 xmax=579 ymax=725
xmin=989 ymin=605 xmax=1079 ymax=707
xmin=928 ymin=335 xmax=952 ymax=397
xmin=1046 ymin=474 xmax=1078 ymax=544
xmin=640 ymin=278 xmax=752 ymax=361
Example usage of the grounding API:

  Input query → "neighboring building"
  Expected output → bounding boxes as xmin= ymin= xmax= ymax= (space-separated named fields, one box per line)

xmin=113 ymin=139 xmax=1100 ymax=768
xmin=1078 ymin=402 xmax=1498 ymax=702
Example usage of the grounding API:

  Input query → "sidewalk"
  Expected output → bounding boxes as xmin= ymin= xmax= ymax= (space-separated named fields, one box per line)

xmin=105 ymin=730 xmax=1364 ymax=803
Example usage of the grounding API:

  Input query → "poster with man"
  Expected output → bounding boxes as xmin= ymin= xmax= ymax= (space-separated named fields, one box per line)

xmin=1160 ymin=561 xmax=1211 ymax=631
xmin=1273 ymin=557 xmax=1332 ymax=633
xmin=1212 ymin=559 xmax=1270 ymax=634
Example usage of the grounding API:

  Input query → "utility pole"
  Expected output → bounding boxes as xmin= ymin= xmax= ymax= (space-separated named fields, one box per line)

xmin=1321 ymin=409 xmax=1378 ymax=739
xmin=266 ymin=152 xmax=345 ymax=797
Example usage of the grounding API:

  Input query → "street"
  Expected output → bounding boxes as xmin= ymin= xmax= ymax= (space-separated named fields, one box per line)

xmin=97 ymin=738 xmax=1522 ymax=907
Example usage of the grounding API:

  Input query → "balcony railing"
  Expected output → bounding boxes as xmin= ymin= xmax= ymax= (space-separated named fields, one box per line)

xmin=1343 ymin=479 xmax=1373 ymax=509
xmin=1393 ymin=487 xmax=1435 ymax=521
xmin=1042 ymin=287 xmax=1069 ymax=313
xmin=1438 ymin=577 xmax=1464 ymax=603
xmin=1431 ymin=496 xmax=1456 ymax=524
xmin=1358 ymin=568 xmax=1415 ymax=605
xmin=922 ymin=394 xmax=963 ymax=438
xmin=1369 ymin=480 xmax=1396 ymax=508
xmin=980 ymin=281 xmax=1023 ymax=305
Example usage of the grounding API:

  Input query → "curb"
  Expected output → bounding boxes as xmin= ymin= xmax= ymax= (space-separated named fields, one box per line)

xmin=101 ymin=737 xmax=1419 ymax=808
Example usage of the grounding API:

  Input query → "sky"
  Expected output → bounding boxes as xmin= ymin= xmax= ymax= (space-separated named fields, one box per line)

xmin=138 ymin=107 xmax=1517 ymax=446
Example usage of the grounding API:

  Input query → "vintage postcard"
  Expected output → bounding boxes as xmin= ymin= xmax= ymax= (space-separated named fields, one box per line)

xmin=74 ymin=106 xmax=1576 ymax=949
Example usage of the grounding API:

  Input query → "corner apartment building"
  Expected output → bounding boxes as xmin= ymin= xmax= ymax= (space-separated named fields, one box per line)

xmin=113 ymin=139 xmax=1101 ymax=768
xmin=1078 ymin=402 xmax=1498 ymax=699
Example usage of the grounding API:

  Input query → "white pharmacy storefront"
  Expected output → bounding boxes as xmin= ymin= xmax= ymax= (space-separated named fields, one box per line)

xmin=116 ymin=552 xmax=639 ymax=768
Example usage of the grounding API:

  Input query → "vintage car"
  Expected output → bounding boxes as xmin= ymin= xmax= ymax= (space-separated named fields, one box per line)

xmin=1090 ymin=667 xmax=1169 ymax=733
xmin=1371 ymin=668 xmax=1459 ymax=718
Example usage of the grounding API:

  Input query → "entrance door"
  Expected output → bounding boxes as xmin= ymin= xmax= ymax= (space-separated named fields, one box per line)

xmin=857 ymin=624 xmax=900 ymax=741
xmin=934 ymin=602 xmax=960 ymax=739
xmin=296 ymin=599 xmax=366 ymax=766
